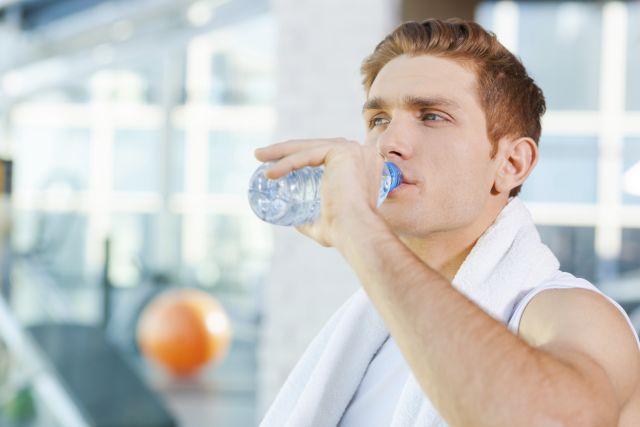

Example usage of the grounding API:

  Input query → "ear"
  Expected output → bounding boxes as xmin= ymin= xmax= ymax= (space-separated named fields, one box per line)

xmin=493 ymin=136 xmax=538 ymax=195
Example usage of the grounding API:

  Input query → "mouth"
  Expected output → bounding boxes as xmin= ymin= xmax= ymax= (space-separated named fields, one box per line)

xmin=400 ymin=175 xmax=417 ymax=185
xmin=389 ymin=177 xmax=416 ymax=194
xmin=396 ymin=167 xmax=416 ymax=186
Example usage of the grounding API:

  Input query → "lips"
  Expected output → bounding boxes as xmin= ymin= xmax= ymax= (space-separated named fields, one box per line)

xmin=400 ymin=176 xmax=417 ymax=185
xmin=389 ymin=176 xmax=416 ymax=194
xmin=391 ymin=165 xmax=417 ymax=189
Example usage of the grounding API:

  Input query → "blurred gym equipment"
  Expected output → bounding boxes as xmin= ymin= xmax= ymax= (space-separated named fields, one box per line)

xmin=137 ymin=288 xmax=232 ymax=377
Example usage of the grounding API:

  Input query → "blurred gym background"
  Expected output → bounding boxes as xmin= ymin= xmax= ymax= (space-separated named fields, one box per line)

xmin=0 ymin=0 xmax=638 ymax=426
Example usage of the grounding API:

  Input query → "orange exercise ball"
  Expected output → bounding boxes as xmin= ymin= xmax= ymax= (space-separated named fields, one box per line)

xmin=137 ymin=288 xmax=232 ymax=377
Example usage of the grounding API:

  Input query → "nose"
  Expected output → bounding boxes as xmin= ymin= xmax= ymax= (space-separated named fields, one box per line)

xmin=376 ymin=115 xmax=414 ymax=161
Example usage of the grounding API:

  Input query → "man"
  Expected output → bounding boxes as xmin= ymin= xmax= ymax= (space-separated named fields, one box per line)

xmin=257 ymin=19 xmax=640 ymax=426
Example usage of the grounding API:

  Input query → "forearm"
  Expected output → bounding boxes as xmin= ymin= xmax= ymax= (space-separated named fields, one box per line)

xmin=335 ymin=211 xmax=604 ymax=426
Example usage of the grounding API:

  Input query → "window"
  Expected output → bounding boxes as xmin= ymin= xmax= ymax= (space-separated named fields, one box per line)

xmin=477 ymin=2 xmax=640 ymax=293
xmin=520 ymin=136 xmax=598 ymax=204
xmin=621 ymin=228 xmax=640 ymax=276
xmin=3 ymin=6 xmax=274 ymax=426
xmin=538 ymin=225 xmax=597 ymax=283
xmin=208 ymin=131 xmax=271 ymax=195
xmin=14 ymin=128 xmax=91 ymax=192
xmin=623 ymin=138 xmax=640 ymax=205
xmin=518 ymin=2 xmax=602 ymax=110
xmin=113 ymin=130 xmax=161 ymax=193
xmin=626 ymin=2 xmax=640 ymax=111
xmin=8 ymin=14 xmax=276 ymax=333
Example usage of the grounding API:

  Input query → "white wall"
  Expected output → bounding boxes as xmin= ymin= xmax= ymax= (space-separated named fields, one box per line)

xmin=257 ymin=0 xmax=400 ymax=417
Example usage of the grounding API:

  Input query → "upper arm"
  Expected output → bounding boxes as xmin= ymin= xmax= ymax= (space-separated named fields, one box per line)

xmin=518 ymin=288 xmax=640 ymax=410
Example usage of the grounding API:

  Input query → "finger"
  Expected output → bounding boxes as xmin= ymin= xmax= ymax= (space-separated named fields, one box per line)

xmin=255 ymin=139 xmax=341 ymax=162
xmin=265 ymin=146 xmax=330 ymax=179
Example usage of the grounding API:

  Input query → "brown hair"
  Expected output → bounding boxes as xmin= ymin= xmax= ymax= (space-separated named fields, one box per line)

xmin=361 ymin=19 xmax=545 ymax=197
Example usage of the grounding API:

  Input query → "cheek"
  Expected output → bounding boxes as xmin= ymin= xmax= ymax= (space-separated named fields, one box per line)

xmin=423 ymin=141 xmax=493 ymax=212
xmin=447 ymin=140 xmax=493 ymax=185
xmin=424 ymin=144 xmax=475 ymax=189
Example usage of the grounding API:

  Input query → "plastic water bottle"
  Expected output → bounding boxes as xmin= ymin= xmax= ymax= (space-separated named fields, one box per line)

xmin=248 ymin=161 xmax=402 ymax=226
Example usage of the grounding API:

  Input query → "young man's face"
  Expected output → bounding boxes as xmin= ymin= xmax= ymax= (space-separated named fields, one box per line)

xmin=363 ymin=54 xmax=503 ymax=238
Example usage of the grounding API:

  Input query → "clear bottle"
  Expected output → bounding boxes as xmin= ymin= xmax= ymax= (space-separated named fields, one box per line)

xmin=248 ymin=161 xmax=402 ymax=226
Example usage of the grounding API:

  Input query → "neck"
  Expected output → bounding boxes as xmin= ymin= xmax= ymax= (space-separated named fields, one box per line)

xmin=400 ymin=197 xmax=509 ymax=282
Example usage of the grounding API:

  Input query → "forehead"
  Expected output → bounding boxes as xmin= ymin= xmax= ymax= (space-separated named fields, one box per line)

xmin=368 ymin=54 xmax=480 ymax=110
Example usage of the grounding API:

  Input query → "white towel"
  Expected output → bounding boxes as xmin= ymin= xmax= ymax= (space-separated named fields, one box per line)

xmin=261 ymin=197 xmax=560 ymax=427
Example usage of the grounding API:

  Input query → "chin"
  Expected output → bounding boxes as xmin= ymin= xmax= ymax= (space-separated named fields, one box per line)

xmin=382 ymin=208 xmax=469 ymax=239
xmin=380 ymin=213 xmax=430 ymax=237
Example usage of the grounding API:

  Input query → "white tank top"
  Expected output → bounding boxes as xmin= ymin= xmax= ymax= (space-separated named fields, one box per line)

xmin=338 ymin=271 xmax=639 ymax=427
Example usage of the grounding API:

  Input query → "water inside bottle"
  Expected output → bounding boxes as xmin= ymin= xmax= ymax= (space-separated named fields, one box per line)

xmin=249 ymin=161 xmax=399 ymax=226
xmin=248 ymin=163 xmax=323 ymax=225
xmin=248 ymin=163 xmax=288 ymax=223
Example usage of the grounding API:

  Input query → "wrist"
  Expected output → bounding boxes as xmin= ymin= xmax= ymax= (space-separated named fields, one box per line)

xmin=331 ymin=206 xmax=390 ymax=252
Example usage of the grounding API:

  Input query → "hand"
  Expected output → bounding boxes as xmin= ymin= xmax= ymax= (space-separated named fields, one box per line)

xmin=254 ymin=138 xmax=386 ymax=247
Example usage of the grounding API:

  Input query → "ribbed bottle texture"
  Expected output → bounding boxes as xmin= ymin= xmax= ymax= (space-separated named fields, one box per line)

xmin=248 ymin=162 xmax=402 ymax=226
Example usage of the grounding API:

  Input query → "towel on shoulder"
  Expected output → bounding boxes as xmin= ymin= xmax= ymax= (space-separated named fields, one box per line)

xmin=261 ymin=197 xmax=562 ymax=426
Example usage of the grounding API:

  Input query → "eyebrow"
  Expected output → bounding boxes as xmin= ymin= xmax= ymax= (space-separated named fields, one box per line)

xmin=362 ymin=95 xmax=460 ymax=114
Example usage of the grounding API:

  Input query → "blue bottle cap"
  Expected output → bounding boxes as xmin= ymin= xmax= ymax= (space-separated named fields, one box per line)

xmin=385 ymin=162 xmax=403 ymax=191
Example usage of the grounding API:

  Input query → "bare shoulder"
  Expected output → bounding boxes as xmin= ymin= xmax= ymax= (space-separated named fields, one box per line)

xmin=519 ymin=287 xmax=640 ymax=411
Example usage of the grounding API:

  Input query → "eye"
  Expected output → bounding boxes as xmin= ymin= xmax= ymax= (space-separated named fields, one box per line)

xmin=369 ymin=116 xmax=390 ymax=128
xmin=420 ymin=112 xmax=446 ymax=122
